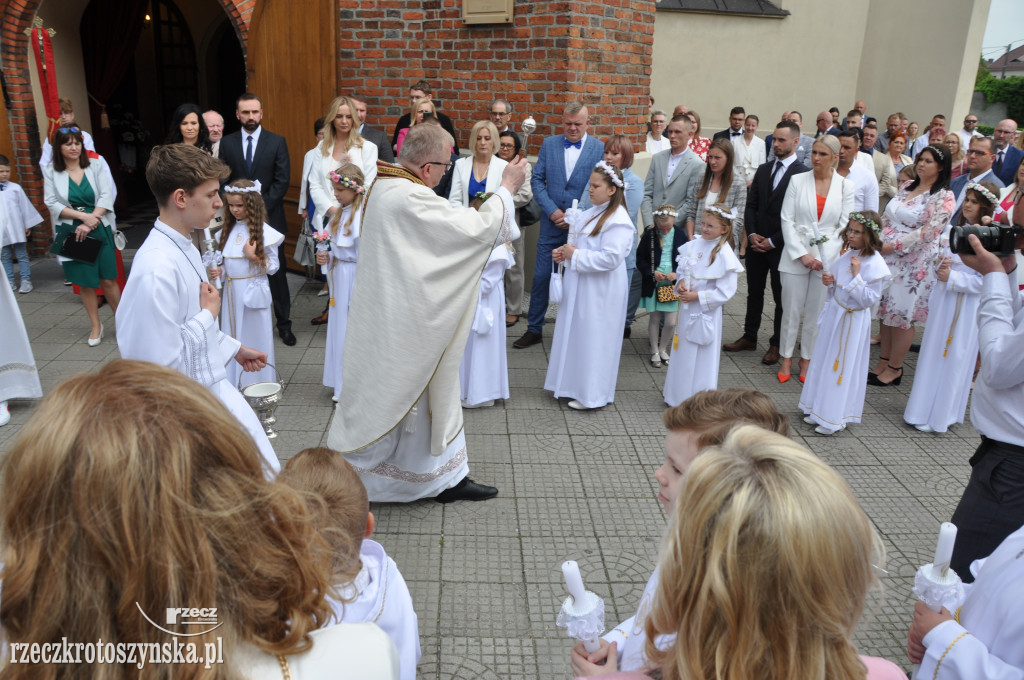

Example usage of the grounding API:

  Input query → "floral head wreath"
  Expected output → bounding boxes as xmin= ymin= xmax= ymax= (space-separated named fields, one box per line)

xmin=224 ymin=180 xmax=262 ymax=194
xmin=849 ymin=211 xmax=881 ymax=233
xmin=652 ymin=208 xmax=678 ymax=218
xmin=329 ymin=171 xmax=366 ymax=194
xmin=705 ymin=205 xmax=737 ymax=222
xmin=594 ymin=160 xmax=624 ymax=188
xmin=965 ymin=181 xmax=998 ymax=206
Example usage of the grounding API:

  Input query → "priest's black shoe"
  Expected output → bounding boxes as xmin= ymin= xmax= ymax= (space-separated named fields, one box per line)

xmin=513 ymin=330 xmax=542 ymax=349
xmin=280 ymin=329 xmax=297 ymax=346
xmin=434 ymin=477 xmax=498 ymax=503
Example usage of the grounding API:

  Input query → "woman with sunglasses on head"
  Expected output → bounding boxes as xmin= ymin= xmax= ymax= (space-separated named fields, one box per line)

xmin=43 ymin=126 xmax=121 ymax=346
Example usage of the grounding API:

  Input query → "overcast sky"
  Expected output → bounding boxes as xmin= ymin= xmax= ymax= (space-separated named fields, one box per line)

xmin=983 ymin=0 xmax=1024 ymax=60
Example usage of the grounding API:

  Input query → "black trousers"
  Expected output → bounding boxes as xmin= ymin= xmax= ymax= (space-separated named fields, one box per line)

xmin=949 ymin=436 xmax=1024 ymax=582
xmin=268 ymin=241 xmax=291 ymax=333
xmin=741 ymin=248 xmax=782 ymax=347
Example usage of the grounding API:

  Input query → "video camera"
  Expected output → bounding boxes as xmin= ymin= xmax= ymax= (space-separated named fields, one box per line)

xmin=949 ymin=223 xmax=1021 ymax=257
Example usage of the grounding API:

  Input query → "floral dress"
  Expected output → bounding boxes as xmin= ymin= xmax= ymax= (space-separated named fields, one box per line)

xmin=877 ymin=183 xmax=955 ymax=329
xmin=688 ymin=136 xmax=711 ymax=162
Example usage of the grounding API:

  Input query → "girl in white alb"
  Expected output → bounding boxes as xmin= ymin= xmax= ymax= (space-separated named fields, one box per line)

xmin=799 ymin=211 xmax=891 ymax=435
xmin=904 ymin=181 xmax=997 ymax=433
xmin=318 ymin=165 xmax=365 ymax=402
xmin=460 ymin=238 xmax=515 ymax=408
xmin=215 ymin=179 xmax=283 ymax=389
xmin=544 ymin=161 xmax=634 ymax=410
xmin=662 ymin=204 xmax=743 ymax=407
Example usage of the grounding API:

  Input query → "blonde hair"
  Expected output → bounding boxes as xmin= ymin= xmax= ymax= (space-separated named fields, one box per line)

xmin=662 ymin=388 xmax=791 ymax=447
xmin=942 ymin=133 xmax=964 ymax=163
xmin=0 ymin=361 xmax=334 ymax=680
xmin=279 ymin=448 xmax=364 ymax=581
xmin=219 ymin=179 xmax=269 ymax=268
xmin=646 ymin=425 xmax=883 ymax=680
xmin=410 ymin=97 xmax=436 ymax=127
xmin=320 ymin=95 xmax=365 ymax=156
xmin=653 ymin=203 xmax=678 ymax=247
xmin=814 ymin=135 xmax=841 ymax=168
xmin=327 ymin=163 xmax=365 ymax=237
xmin=468 ymin=120 xmax=500 ymax=158
xmin=701 ymin=203 xmax=735 ymax=265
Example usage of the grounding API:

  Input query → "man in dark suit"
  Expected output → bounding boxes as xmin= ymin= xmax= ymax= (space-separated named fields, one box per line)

xmin=219 ymin=92 xmax=295 ymax=346
xmin=349 ymin=94 xmax=395 ymax=163
xmin=993 ymin=118 xmax=1022 ymax=186
xmin=724 ymin=120 xmax=808 ymax=364
xmin=391 ymin=80 xmax=460 ymax=155
xmin=712 ymin=106 xmax=745 ymax=142
xmin=814 ymin=111 xmax=842 ymax=138
xmin=513 ymin=100 xmax=605 ymax=348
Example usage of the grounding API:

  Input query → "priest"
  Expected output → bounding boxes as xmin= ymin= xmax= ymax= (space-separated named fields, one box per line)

xmin=327 ymin=122 xmax=526 ymax=502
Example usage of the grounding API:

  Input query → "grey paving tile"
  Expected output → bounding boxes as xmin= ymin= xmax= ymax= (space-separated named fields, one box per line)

xmin=375 ymin=533 xmax=443 ymax=583
xmin=570 ymin=435 xmax=639 ymax=465
xmin=440 ymin=534 xmax=524 ymax=583
xmin=438 ymin=583 xmax=530 ymax=637
xmin=512 ymin=463 xmax=584 ymax=499
xmin=579 ymin=464 xmax=658 ymax=500
xmin=465 ymin=434 xmax=512 ymax=465
xmin=587 ymin=497 xmax=665 ymax=538
xmin=521 ymin=537 xmax=604 ymax=584
xmin=509 ymin=433 xmax=575 ymax=465
xmin=464 ymin=408 xmax=510 ymax=435
xmin=370 ymin=499 xmax=444 ymax=535
xmin=443 ymin=496 xmax=519 ymax=537
xmin=404 ymin=580 xmax=440 ymax=638
xmin=516 ymin=497 xmax=593 ymax=537
xmin=436 ymin=636 xmax=537 ymax=680
xmin=506 ymin=409 xmax=565 ymax=435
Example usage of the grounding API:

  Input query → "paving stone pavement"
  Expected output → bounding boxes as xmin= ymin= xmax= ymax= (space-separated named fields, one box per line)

xmin=2 ymin=235 xmax=977 ymax=679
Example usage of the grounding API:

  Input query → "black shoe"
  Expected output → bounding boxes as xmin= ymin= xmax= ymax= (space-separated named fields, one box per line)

xmin=867 ymin=366 xmax=902 ymax=387
xmin=623 ymin=325 xmax=631 ymax=339
xmin=513 ymin=330 xmax=542 ymax=349
xmin=909 ymin=343 xmax=920 ymax=353
xmin=279 ymin=329 xmax=297 ymax=346
xmin=434 ymin=477 xmax=498 ymax=503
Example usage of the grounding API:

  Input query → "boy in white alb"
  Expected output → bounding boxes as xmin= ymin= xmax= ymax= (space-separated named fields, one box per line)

xmin=0 ymin=155 xmax=43 ymax=293
xmin=115 ymin=144 xmax=280 ymax=474
xmin=279 ymin=448 xmax=421 ymax=680
xmin=570 ymin=389 xmax=791 ymax=675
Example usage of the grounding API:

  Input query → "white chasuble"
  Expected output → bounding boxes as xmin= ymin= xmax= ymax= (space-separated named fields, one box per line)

xmin=327 ymin=163 xmax=516 ymax=501
xmin=0 ymin=275 xmax=42 ymax=402
xmin=116 ymin=220 xmax=280 ymax=474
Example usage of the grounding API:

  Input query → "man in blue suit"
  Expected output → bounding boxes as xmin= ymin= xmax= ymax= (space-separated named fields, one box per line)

xmin=513 ymin=101 xmax=604 ymax=348
xmin=993 ymin=119 xmax=1022 ymax=186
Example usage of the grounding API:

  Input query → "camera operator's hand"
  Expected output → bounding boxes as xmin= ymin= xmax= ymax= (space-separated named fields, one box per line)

xmin=961 ymin=234 xmax=1018 ymax=276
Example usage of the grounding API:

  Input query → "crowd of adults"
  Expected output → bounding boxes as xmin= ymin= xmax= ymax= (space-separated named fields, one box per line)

xmin=3 ymin=81 xmax=1024 ymax=680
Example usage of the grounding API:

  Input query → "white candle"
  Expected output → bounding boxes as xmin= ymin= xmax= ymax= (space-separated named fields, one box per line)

xmin=203 ymin=227 xmax=213 ymax=242
xmin=562 ymin=560 xmax=587 ymax=604
xmin=931 ymin=523 xmax=957 ymax=577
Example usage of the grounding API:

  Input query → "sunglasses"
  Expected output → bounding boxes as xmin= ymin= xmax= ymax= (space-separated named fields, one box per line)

xmin=58 ymin=127 xmax=81 ymax=134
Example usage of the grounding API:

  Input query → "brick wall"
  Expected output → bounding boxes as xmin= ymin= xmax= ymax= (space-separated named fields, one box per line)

xmin=337 ymin=0 xmax=655 ymax=149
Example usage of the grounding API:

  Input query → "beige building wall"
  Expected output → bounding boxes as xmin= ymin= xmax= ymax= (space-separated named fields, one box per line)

xmin=651 ymin=0 xmax=988 ymax=136
xmin=29 ymin=0 xmax=93 ymax=148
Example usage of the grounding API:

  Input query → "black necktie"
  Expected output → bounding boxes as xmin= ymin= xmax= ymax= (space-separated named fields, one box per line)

xmin=245 ymin=135 xmax=254 ymax=174
xmin=996 ymin=151 xmax=1004 ymax=175
xmin=770 ymin=160 xmax=783 ymax=188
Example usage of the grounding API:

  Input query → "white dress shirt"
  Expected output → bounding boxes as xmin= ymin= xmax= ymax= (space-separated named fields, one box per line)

xmin=840 ymin=162 xmax=880 ymax=212
xmin=242 ymin=126 xmax=263 ymax=159
xmin=665 ymin=149 xmax=688 ymax=185
xmin=771 ymin=153 xmax=798 ymax=191
xmin=564 ymin=133 xmax=589 ymax=179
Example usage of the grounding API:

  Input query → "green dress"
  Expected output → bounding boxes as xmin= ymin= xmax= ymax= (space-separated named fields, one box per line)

xmin=640 ymin=234 xmax=681 ymax=312
xmin=49 ymin=174 xmax=117 ymax=288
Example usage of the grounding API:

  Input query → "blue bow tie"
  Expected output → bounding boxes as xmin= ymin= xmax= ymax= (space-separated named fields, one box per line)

xmin=564 ymin=139 xmax=582 ymax=149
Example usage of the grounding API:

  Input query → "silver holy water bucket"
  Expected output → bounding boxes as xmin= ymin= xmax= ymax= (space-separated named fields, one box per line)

xmin=238 ymin=363 xmax=283 ymax=439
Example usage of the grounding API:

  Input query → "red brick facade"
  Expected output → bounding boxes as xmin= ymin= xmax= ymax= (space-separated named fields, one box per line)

xmin=1 ymin=0 xmax=653 ymax=253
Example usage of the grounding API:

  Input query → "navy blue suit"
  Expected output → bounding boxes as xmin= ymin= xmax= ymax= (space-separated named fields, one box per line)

xmin=526 ymin=134 xmax=605 ymax=333
xmin=994 ymin=145 xmax=1023 ymax=186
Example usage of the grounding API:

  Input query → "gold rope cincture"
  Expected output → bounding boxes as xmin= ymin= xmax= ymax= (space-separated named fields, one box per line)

xmin=944 ymin=292 xmax=965 ymax=358
xmin=832 ymin=299 xmax=870 ymax=385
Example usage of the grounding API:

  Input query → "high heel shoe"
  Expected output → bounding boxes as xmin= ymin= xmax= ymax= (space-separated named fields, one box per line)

xmin=87 ymin=323 xmax=104 ymax=347
xmin=868 ymin=356 xmax=889 ymax=380
xmin=868 ymin=366 xmax=902 ymax=386
xmin=776 ymin=372 xmax=791 ymax=383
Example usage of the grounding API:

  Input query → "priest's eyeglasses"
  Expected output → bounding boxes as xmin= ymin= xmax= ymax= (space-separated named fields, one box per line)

xmin=421 ymin=161 xmax=453 ymax=171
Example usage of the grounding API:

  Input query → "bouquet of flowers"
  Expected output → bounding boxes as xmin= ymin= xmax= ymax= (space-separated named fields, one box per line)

xmin=314 ymin=231 xmax=333 ymax=306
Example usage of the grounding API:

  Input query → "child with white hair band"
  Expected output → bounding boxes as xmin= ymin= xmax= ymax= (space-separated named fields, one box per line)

xmin=662 ymin=204 xmax=743 ymax=407
xmin=636 ymin=204 xmax=685 ymax=367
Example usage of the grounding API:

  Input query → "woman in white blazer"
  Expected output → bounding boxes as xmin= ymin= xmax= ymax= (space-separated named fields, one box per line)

xmin=309 ymin=95 xmax=378 ymax=226
xmin=43 ymin=127 xmax=120 ymax=346
xmin=449 ymin=120 xmax=508 ymax=208
xmin=778 ymin=135 xmax=854 ymax=382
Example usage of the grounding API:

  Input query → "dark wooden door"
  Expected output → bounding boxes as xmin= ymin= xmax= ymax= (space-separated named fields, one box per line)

xmin=247 ymin=0 xmax=337 ymax=272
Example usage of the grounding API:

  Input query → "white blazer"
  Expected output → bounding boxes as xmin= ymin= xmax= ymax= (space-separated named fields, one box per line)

xmin=308 ymin=140 xmax=379 ymax=221
xmin=43 ymin=160 xmax=116 ymax=231
xmin=779 ymin=169 xmax=854 ymax=275
xmin=449 ymin=155 xmax=508 ymax=208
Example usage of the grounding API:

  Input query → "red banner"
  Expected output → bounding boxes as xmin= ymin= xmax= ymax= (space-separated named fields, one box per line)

xmin=30 ymin=28 xmax=60 ymax=141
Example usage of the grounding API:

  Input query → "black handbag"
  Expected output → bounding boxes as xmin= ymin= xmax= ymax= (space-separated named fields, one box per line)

xmin=59 ymin=231 xmax=102 ymax=263
xmin=519 ymin=198 xmax=542 ymax=226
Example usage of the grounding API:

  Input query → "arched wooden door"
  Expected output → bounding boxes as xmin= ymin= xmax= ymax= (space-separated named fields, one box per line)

xmin=247 ymin=0 xmax=337 ymax=271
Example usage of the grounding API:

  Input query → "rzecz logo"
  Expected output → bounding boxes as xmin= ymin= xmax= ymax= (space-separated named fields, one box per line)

xmin=136 ymin=604 xmax=223 ymax=636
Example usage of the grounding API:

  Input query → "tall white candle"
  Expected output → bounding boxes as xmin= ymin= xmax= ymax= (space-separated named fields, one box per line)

xmin=931 ymin=522 xmax=957 ymax=578
xmin=203 ymin=227 xmax=213 ymax=242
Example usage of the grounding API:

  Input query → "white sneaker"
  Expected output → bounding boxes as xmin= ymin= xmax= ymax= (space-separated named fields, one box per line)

xmin=317 ymin=289 xmax=330 ymax=297
xmin=814 ymin=425 xmax=838 ymax=435
xmin=0 ymin=402 xmax=10 ymax=427
xmin=462 ymin=400 xmax=495 ymax=409
xmin=650 ymin=352 xmax=662 ymax=367
xmin=803 ymin=416 xmax=816 ymax=425
xmin=18 ymin=280 xmax=32 ymax=294
xmin=660 ymin=348 xmax=670 ymax=362
xmin=567 ymin=400 xmax=590 ymax=410
xmin=915 ymin=424 xmax=934 ymax=433
xmin=331 ymin=394 xmax=339 ymax=403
